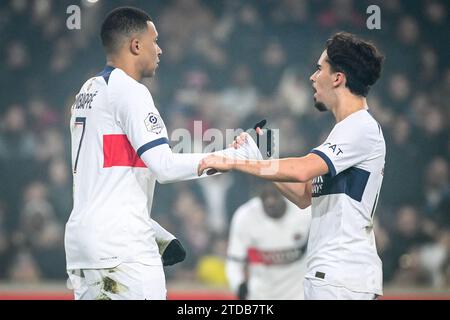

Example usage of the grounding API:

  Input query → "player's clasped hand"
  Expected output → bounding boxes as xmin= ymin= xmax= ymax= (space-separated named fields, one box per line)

xmin=230 ymin=128 xmax=263 ymax=149
xmin=230 ymin=132 xmax=248 ymax=149
xmin=201 ymin=128 xmax=264 ymax=175
xmin=197 ymin=155 xmax=234 ymax=176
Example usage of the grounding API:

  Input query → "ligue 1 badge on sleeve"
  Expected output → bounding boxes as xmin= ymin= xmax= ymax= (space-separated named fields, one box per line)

xmin=145 ymin=112 xmax=164 ymax=134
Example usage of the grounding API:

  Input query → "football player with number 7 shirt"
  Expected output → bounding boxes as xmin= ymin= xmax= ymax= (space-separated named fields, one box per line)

xmin=65 ymin=7 xmax=261 ymax=300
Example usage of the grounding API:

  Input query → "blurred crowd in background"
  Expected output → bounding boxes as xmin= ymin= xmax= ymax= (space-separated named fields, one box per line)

xmin=0 ymin=0 xmax=449 ymax=290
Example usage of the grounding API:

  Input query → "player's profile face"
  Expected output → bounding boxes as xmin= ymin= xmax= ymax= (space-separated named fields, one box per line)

xmin=310 ymin=50 xmax=331 ymax=112
xmin=140 ymin=21 xmax=162 ymax=78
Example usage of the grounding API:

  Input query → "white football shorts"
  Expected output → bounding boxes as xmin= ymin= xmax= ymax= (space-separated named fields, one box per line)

xmin=67 ymin=262 xmax=166 ymax=300
xmin=304 ymin=278 xmax=377 ymax=300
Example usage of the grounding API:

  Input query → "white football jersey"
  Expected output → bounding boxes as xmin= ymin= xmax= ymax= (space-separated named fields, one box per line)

xmin=226 ymin=197 xmax=311 ymax=300
xmin=307 ymin=109 xmax=385 ymax=295
xmin=65 ymin=66 xmax=169 ymax=270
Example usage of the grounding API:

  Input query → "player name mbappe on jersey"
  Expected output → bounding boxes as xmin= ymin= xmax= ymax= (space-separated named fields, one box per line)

xmin=72 ymin=90 xmax=98 ymax=110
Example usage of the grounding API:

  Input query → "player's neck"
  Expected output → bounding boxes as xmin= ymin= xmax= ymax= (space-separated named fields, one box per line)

xmin=106 ymin=56 xmax=142 ymax=82
xmin=332 ymin=93 xmax=367 ymax=123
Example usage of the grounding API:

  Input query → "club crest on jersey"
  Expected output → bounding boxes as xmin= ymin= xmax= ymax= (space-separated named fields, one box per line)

xmin=144 ymin=112 xmax=164 ymax=134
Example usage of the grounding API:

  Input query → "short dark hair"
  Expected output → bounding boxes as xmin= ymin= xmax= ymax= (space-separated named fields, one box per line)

xmin=100 ymin=7 xmax=152 ymax=54
xmin=325 ymin=32 xmax=384 ymax=97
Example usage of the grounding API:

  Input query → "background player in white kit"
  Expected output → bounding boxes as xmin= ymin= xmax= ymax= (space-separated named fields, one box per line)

xmin=198 ymin=32 xmax=386 ymax=300
xmin=226 ymin=182 xmax=311 ymax=300
xmin=65 ymin=7 xmax=261 ymax=300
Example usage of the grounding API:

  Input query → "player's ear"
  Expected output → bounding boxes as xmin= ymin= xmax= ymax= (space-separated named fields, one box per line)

xmin=130 ymin=38 xmax=140 ymax=55
xmin=333 ymin=72 xmax=345 ymax=88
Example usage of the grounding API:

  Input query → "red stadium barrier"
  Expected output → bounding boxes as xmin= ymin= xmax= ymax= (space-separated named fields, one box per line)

xmin=0 ymin=290 xmax=449 ymax=300
xmin=0 ymin=291 xmax=234 ymax=300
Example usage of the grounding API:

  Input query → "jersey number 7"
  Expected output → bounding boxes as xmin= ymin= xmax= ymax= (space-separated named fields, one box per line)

xmin=73 ymin=117 xmax=86 ymax=174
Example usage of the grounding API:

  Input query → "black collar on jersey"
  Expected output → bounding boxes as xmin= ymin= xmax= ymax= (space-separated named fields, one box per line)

xmin=97 ymin=65 xmax=116 ymax=84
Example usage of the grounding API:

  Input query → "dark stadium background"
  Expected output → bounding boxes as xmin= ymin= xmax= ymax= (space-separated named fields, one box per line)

xmin=0 ymin=0 xmax=449 ymax=299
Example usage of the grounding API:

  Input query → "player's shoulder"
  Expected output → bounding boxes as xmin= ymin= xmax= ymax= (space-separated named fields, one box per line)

xmin=233 ymin=197 xmax=263 ymax=223
xmin=105 ymin=68 xmax=156 ymax=107
xmin=335 ymin=109 xmax=381 ymax=138
xmin=107 ymin=68 xmax=147 ymax=94
xmin=360 ymin=109 xmax=384 ymax=142
xmin=355 ymin=109 xmax=380 ymax=129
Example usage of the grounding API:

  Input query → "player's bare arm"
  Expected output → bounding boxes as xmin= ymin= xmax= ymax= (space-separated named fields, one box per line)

xmin=273 ymin=181 xmax=312 ymax=209
xmin=228 ymin=125 xmax=313 ymax=209
xmin=197 ymin=153 xmax=328 ymax=183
